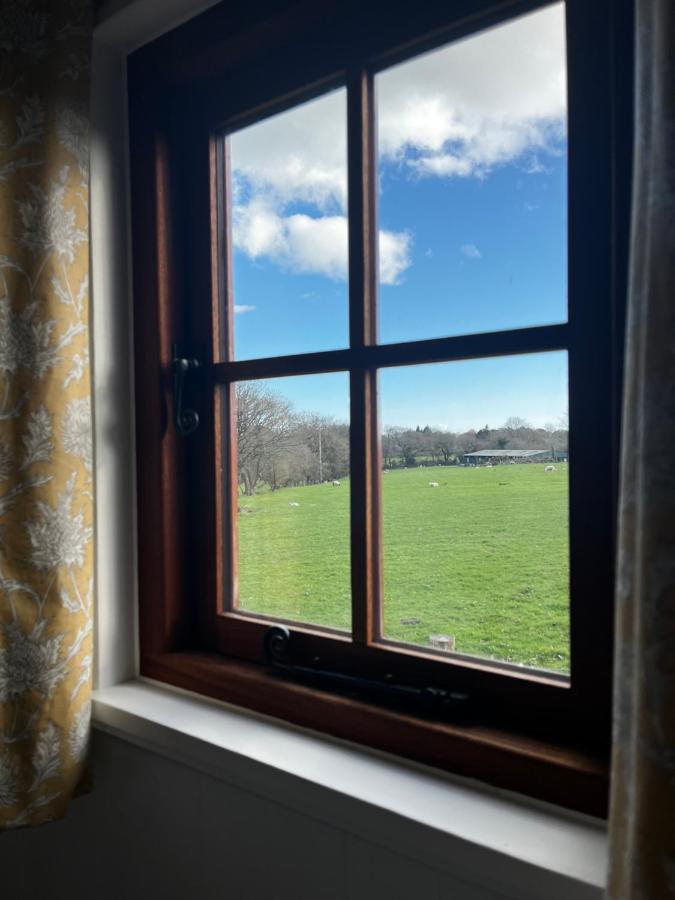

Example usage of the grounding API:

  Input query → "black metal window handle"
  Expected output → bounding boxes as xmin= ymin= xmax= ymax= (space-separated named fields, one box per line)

xmin=263 ymin=625 xmax=470 ymax=720
xmin=172 ymin=352 xmax=200 ymax=437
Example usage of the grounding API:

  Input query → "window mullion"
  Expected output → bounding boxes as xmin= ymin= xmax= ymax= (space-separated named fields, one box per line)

xmin=347 ymin=68 xmax=381 ymax=645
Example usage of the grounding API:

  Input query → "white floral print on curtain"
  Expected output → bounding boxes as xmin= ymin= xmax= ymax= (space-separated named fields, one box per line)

xmin=0 ymin=0 xmax=94 ymax=828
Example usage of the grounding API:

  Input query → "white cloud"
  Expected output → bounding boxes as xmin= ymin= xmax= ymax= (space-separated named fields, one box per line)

xmin=378 ymin=4 xmax=566 ymax=179
xmin=229 ymin=4 xmax=565 ymax=281
xmin=233 ymin=201 xmax=410 ymax=285
xmin=234 ymin=304 xmax=256 ymax=314
xmin=461 ymin=243 xmax=482 ymax=259
xmin=522 ymin=156 xmax=547 ymax=175
xmin=230 ymin=89 xmax=347 ymax=212
xmin=379 ymin=230 xmax=412 ymax=285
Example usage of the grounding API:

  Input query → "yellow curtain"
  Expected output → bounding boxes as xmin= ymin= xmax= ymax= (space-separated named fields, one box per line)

xmin=0 ymin=1 xmax=94 ymax=827
xmin=607 ymin=0 xmax=675 ymax=895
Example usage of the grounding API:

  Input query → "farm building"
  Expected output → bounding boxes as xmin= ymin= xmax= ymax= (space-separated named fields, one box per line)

xmin=463 ymin=448 xmax=568 ymax=465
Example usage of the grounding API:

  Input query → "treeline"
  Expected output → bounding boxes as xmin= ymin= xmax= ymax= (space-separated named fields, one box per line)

xmin=382 ymin=417 xmax=568 ymax=469
xmin=236 ymin=384 xmax=568 ymax=495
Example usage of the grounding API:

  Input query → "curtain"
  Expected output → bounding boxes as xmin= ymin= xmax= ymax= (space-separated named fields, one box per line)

xmin=0 ymin=1 xmax=94 ymax=827
xmin=607 ymin=0 xmax=675 ymax=896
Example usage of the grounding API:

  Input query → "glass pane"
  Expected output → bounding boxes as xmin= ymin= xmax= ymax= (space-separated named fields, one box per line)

xmin=229 ymin=89 xmax=349 ymax=359
xmin=376 ymin=3 xmax=568 ymax=344
xmin=233 ymin=373 xmax=351 ymax=630
xmin=380 ymin=352 xmax=569 ymax=673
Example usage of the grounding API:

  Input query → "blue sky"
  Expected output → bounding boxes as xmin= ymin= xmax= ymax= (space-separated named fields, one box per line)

xmin=229 ymin=3 xmax=568 ymax=432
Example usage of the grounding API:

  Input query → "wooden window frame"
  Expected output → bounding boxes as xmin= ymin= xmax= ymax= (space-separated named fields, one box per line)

xmin=128 ymin=0 xmax=632 ymax=816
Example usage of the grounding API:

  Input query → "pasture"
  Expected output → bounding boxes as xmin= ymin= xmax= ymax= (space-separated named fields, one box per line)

xmin=237 ymin=464 xmax=570 ymax=672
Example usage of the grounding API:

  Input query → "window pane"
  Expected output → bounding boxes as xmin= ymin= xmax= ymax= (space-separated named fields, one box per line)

xmin=380 ymin=352 xmax=569 ymax=673
xmin=376 ymin=3 xmax=567 ymax=344
xmin=229 ymin=89 xmax=349 ymax=359
xmin=232 ymin=373 xmax=351 ymax=630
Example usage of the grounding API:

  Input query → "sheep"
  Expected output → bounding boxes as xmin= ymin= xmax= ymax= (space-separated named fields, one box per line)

xmin=545 ymin=465 xmax=556 ymax=473
xmin=288 ymin=501 xmax=300 ymax=507
xmin=428 ymin=481 xmax=439 ymax=488
xmin=332 ymin=480 xmax=341 ymax=486
xmin=485 ymin=463 xmax=493 ymax=468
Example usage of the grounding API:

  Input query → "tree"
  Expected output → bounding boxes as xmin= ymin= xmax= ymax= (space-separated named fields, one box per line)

xmin=398 ymin=429 xmax=423 ymax=466
xmin=236 ymin=383 xmax=297 ymax=495
xmin=382 ymin=427 xmax=400 ymax=469
xmin=433 ymin=430 xmax=457 ymax=464
xmin=456 ymin=430 xmax=478 ymax=455
xmin=299 ymin=415 xmax=349 ymax=483
xmin=504 ymin=416 xmax=530 ymax=431
xmin=476 ymin=424 xmax=491 ymax=445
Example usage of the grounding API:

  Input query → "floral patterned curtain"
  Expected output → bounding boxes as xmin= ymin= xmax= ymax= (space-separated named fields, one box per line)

xmin=607 ymin=0 xmax=675 ymax=896
xmin=0 ymin=1 xmax=94 ymax=827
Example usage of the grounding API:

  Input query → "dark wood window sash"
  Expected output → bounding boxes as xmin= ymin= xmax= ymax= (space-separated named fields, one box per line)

xmin=129 ymin=0 xmax=631 ymax=817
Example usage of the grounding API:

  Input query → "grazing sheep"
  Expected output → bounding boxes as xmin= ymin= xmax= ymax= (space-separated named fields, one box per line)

xmin=332 ymin=480 xmax=341 ymax=486
xmin=288 ymin=501 xmax=300 ymax=507
xmin=428 ymin=481 xmax=439 ymax=488
xmin=545 ymin=465 xmax=556 ymax=473
xmin=485 ymin=463 xmax=493 ymax=468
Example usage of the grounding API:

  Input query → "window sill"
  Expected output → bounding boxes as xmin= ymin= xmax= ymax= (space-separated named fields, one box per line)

xmin=92 ymin=679 xmax=607 ymax=900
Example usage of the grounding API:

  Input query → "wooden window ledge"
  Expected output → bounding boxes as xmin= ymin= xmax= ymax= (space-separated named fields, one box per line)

xmin=92 ymin=679 xmax=607 ymax=900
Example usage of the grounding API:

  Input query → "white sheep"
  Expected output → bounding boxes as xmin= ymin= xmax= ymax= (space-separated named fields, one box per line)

xmin=288 ymin=501 xmax=300 ymax=507
xmin=428 ymin=481 xmax=439 ymax=488
xmin=332 ymin=480 xmax=341 ymax=486
xmin=485 ymin=463 xmax=493 ymax=468
xmin=545 ymin=465 xmax=556 ymax=473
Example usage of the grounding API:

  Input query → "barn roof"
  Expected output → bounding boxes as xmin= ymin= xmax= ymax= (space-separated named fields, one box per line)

xmin=463 ymin=448 xmax=550 ymax=458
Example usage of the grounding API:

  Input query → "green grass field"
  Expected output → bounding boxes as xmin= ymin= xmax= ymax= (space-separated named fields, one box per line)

xmin=237 ymin=464 xmax=570 ymax=672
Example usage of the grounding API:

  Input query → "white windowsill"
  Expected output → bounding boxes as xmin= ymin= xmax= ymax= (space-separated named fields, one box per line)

xmin=92 ymin=679 xmax=606 ymax=900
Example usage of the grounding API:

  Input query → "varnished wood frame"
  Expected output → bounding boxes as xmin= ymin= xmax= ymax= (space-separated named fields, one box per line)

xmin=128 ymin=0 xmax=632 ymax=815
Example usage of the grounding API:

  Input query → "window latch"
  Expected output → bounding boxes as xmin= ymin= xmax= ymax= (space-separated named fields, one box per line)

xmin=172 ymin=347 xmax=200 ymax=437
xmin=263 ymin=626 xmax=470 ymax=721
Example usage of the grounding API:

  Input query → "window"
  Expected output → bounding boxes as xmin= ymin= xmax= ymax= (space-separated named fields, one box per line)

xmin=129 ymin=0 xmax=630 ymax=815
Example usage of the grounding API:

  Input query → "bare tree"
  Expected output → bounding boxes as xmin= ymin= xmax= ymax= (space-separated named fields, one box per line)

xmin=300 ymin=415 xmax=349 ymax=483
xmin=433 ymin=430 xmax=457 ymax=464
xmin=235 ymin=383 xmax=298 ymax=495
xmin=504 ymin=416 xmax=530 ymax=432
